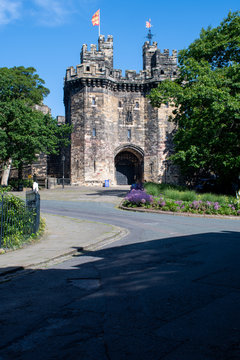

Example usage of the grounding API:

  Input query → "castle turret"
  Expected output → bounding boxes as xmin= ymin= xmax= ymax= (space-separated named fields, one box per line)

xmin=142 ymin=41 xmax=178 ymax=79
xmin=80 ymin=35 xmax=113 ymax=70
xmin=142 ymin=41 xmax=158 ymax=75
xmin=98 ymin=35 xmax=113 ymax=69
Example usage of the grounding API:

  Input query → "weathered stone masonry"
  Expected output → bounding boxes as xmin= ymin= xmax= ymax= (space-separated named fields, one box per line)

xmin=64 ymin=35 xmax=179 ymax=185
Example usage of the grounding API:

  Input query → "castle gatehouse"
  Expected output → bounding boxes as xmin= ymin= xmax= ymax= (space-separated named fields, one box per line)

xmin=64 ymin=35 xmax=179 ymax=186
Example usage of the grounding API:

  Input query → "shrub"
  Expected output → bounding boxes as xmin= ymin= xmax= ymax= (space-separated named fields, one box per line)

xmin=123 ymin=189 xmax=153 ymax=206
xmin=143 ymin=182 xmax=162 ymax=197
xmin=144 ymin=182 xmax=187 ymax=197
xmin=0 ymin=194 xmax=41 ymax=248
xmin=0 ymin=185 xmax=11 ymax=193
xmin=8 ymin=178 xmax=33 ymax=190
xmin=164 ymin=189 xmax=197 ymax=202
xmin=199 ymin=193 xmax=232 ymax=205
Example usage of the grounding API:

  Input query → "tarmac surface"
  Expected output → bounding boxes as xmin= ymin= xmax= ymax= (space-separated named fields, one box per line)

xmin=0 ymin=186 xmax=240 ymax=360
xmin=0 ymin=186 xmax=129 ymax=277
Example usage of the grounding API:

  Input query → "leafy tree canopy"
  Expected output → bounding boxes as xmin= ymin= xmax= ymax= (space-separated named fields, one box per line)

xmin=149 ymin=11 xmax=240 ymax=192
xmin=0 ymin=66 xmax=49 ymax=104
xmin=0 ymin=66 xmax=71 ymax=172
xmin=178 ymin=11 xmax=240 ymax=68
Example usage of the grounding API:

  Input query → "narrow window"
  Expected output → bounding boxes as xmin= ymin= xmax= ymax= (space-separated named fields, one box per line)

xmin=161 ymin=70 xmax=164 ymax=74
xmin=118 ymin=101 xmax=122 ymax=108
xmin=92 ymin=97 xmax=96 ymax=105
xmin=135 ymin=102 xmax=139 ymax=109
xmin=94 ymin=160 xmax=96 ymax=172
xmin=86 ymin=66 xmax=90 ymax=72
xmin=127 ymin=129 xmax=131 ymax=140
xmin=126 ymin=111 xmax=132 ymax=123
xmin=92 ymin=128 xmax=96 ymax=137
xmin=150 ymin=162 xmax=153 ymax=174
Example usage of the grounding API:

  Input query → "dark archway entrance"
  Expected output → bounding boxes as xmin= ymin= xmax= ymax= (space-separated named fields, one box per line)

xmin=115 ymin=150 xmax=143 ymax=185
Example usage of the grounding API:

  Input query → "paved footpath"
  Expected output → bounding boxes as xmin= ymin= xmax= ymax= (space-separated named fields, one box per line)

xmin=0 ymin=214 xmax=126 ymax=277
xmin=0 ymin=186 xmax=128 ymax=277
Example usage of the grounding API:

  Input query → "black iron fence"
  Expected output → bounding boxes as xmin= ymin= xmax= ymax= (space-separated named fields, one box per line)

xmin=0 ymin=191 xmax=40 ymax=249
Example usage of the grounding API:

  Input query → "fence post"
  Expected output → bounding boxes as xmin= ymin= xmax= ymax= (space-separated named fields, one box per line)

xmin=34 ymin=193 xmax=40 ymax=233
xmin=26 ymin=191 xmax=41 ymax=234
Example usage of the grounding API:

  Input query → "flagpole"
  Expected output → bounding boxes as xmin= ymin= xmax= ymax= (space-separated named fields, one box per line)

xmin=99 ymin=9 xmax=101 ymax=37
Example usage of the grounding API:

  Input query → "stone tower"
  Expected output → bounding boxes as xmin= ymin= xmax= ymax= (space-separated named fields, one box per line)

xmin=64 ymin=35 xmax=179 ymax=185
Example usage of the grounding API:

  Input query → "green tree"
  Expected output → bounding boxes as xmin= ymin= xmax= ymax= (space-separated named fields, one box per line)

xmin=0 ymin=66 xmax=71 ymax=185
xmin=149 ymin=11 xmax=240 ymax=192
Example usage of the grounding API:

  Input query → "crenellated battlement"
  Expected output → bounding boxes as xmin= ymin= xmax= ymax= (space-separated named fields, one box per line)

xmin=65 ymin=36 xmax=178 ymax=91
xmin=80 ymin=35 xmax=113 ymax=70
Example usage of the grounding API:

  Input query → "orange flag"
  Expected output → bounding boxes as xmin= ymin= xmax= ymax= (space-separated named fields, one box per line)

xmin=92 ymin=9 xmax=100 ymax=26
xmin=146 ymin=19 xmax=152 ymax=28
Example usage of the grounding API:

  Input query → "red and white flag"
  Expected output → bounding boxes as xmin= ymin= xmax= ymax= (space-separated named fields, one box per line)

xmin=92 ymin=9 xmax=100 ymax=26
xmin=146 ymin=19 xmax=152 ymax=28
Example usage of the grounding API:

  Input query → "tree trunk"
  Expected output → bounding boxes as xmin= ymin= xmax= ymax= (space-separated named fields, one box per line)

xmin=1 ymin=159 xmax=12 ymax=186
xmin=18 ymin=162 xmax=23 ymax=181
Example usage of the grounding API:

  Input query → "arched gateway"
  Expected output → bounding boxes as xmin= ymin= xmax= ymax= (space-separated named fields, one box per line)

xmin=115 ymin=145 xmax=144 ymax=185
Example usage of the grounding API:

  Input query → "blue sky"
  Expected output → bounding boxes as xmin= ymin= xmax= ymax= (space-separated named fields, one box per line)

xmin=0 ymin=0 xmax=239 ymax=117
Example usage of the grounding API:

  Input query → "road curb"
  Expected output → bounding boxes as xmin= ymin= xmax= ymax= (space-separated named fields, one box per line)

xmin=119 ymin=202 xmax=240 ymax=220
xmin=0 ymin=226 xmax=128 ymax=280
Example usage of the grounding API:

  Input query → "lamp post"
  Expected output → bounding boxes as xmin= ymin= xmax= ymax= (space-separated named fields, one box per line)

xmin=62 ymin=155 xmax=65 ymax=189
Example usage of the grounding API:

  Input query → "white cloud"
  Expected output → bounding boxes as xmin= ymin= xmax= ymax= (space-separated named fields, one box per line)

xmin=0 ymin=0 xmax=99 ymax=27
xmin=32 ymin=0 xmax=70 ymax=26
xmin=32 ymin=0 xmax=99 ymax=26
xmin=0 ymin=0 xmax=21 ymax=25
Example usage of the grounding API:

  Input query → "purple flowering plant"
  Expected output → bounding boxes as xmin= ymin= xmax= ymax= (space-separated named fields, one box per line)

xmin=124 ymin=189 xmax=153 ymax=206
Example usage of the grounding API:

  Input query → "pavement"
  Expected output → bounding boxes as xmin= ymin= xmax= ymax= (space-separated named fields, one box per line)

xmin=1 ymin=186 xmax=240 ymax=359
xmin=0 ymin=186 xmax=129 ymax=278
xmin=1 ymin=184 xmax=238 ymax=279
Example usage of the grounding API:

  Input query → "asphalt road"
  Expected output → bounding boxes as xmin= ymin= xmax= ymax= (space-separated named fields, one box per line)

xmin=0 ymin=189 xmax=240 ymax=359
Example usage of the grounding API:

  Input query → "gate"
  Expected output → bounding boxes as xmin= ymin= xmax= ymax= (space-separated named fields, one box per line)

xmin=115 ymin=151 xmax=142 ymax=185
xmin=116 ymin=163 xmax=135 ymax=185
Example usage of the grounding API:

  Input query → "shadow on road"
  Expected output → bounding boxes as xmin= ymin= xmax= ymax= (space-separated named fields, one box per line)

xmin=0 ymin=230 xmax=240 ymax=359
xmin=85 ymin=188 xmax=129 ymax=198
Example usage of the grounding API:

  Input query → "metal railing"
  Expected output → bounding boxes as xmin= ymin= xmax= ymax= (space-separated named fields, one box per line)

xmin=0 ymin=191 xmax=40 ymax=249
